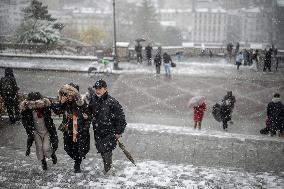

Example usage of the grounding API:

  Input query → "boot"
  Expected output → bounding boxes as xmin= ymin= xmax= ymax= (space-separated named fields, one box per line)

xmin=42 ymin=158 xmax=47 ymax=171
xmin=74 ymin=159 xmax=81 ymax=173
xmin=51 ymin=153 xmax=57 ymax=164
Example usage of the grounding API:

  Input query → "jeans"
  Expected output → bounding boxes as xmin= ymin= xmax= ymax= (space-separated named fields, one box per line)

xmin=164 ymin=63 xmax=171 ymax=77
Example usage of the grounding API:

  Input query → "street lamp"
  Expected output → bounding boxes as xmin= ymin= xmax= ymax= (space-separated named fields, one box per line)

xmin=112 ymin=0 xmax=119 ymax=70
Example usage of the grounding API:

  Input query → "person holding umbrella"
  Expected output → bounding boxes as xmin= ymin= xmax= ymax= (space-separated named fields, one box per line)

xmin=188 ymin=96 xmax=207 ymax=130
xmin=135 ymin=40 xmax=144 ymax=64
xmin=88 ymin=79 xmax=127 ymax=175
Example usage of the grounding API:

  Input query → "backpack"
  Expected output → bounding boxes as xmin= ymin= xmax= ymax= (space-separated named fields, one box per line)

xmin=1 ymin=77 xmax=16 ymax=96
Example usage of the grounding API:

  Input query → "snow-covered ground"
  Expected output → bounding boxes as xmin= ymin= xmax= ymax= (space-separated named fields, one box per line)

xmin=0 ymin=146 xmax=283 ymax=189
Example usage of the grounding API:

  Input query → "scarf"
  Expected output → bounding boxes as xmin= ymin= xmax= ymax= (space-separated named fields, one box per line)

xmin=73 ymin=113 xmax=78 ymax=142
xmin=34 ymin=108 xmax=44 ymax=118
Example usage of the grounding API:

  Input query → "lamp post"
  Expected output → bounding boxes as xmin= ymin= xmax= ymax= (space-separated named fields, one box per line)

xmin=112 ymin=0 xmax=119 ymax=70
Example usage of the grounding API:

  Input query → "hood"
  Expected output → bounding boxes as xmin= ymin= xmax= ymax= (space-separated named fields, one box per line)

xmin=20 ymin=98 xmax=51 ymax=112
xmin=58 ymin=84 xmax=84 ymax=106
xmin=5 ymin=68 xmax=14 ymax=77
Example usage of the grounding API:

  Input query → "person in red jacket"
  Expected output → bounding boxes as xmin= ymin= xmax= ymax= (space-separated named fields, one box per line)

xmin=193 ymin=102 xmax=207 ymax=130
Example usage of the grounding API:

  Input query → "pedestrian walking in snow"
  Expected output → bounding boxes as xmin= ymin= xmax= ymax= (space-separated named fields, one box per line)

xmin=135 ymin=42 xmax=143 ymax=64
xmin=236 ymin=52 xmax=243 ymax=70
xmin=163 ymin=52 xmax=173 ymax=78
xmin=145 ymin=43 xmax=153 ymax=66
xmin=188 ymin=96 xmax=206 ymax=130
xmin=53 ymin=83 xmax=90 ymax=173
xmin=219 ymin=91 xmax=236 ymax=130
xmin=88 ymin=79 xmax=127 ymax=175
xmin=20 ymin=92 xmax=58 ymax=171
xmin=154 ymin=47 xmax=162 ymax=75
xmin=266 ymin=93 xmax=284 ymax=137
xmin=251 ymin=50 xmax=259 ymax=71
xmin=0 ymin=68 xmax=20 ymax=123
xmin=263 ymin=48 xmax=272 ymax=72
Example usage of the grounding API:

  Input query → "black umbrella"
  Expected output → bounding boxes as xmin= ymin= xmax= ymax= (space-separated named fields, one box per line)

xmin=135 ymin=38 xmax=146 ymax=42
xmin=212 ymin=103 xmax=222 ymax=122
xmin=118 ymin=140 xmax=136 ymax=166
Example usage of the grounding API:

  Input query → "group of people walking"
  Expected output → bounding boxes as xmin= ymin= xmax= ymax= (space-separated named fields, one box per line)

xmin=135 ymin=42 xmax=174 ymax=78
xmin=0 ymin=68 xmax=127 ymax=174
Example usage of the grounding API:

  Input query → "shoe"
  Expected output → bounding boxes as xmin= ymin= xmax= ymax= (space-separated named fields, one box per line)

xmin=104 ymin=168 xmax=115 ymax=176
xmin=42 ymin=159 xmax=47 ymax=171
xmin=74 ymin=161 xmax=81 ymax=173
xmin=51 ymin=153 xmax=57 ymax=164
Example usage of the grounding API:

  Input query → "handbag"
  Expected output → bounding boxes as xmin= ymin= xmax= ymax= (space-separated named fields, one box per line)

xmin=171 ymin=62 xmax=176 ymax=67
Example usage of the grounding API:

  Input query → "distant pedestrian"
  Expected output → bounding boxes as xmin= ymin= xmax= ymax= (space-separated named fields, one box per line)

xmin=89 ymin=79 xmax=127 ymax=175
xmin=209 ymin=50 xmax=213 ymax=59
xmin=266 ymin=93 xmax=284 ymax=137
xmin=0 ymin=68 xmax=20 ymax=123
xmin=163 ymin=52 xmax=173 ymax=78
xmin=193 ymin=102 xmax=206 ymax=130
xmin=220 ymin=91 xmax=236 ymax=130
xmin=135 ymin=42 xmax=143 ymax=64
xmin=145 ymin=43 xmax=153 ymax=66
xmin=53 ymin=83 xmax=90 ymax=173
xmin=251 ymin=50 xmax=259 ymax=71
xmin=235 ymin=52 xmax=243 ymax=70
xmin=20 ymin=92 xmax=58 ymax=171
xmin=154 ymin=48 xmax=162 ymax=75
xmin=263 ymin=48 xmax=272 ymax=72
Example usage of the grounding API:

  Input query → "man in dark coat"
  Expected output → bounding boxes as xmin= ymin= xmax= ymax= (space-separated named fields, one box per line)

xmin=223 ymin=91 xmax=236 ymax=113
xmin=53 ymin=83 xmax=90 ymax=173
xmin=145 ymin=43 xmax=153 ymax=66
xmin=89 ymin=79 xmax=127 ymax=175
xmin=154 ymin=49 xmax=162 ymax=74
xmin=0 ymin=68 xmax=20 ymax=123
xmin=267 ymin=93 xmax=284 ymax=136
xmin=21 ymin=92 xmax=58 ymax=170
xmin=263 ymin=48 xmax=272 ymax=72
xmin=135 ymin=42 xmax=143 ymax=64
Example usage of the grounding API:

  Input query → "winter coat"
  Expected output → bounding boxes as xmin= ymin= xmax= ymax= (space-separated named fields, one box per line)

xmin=223 ymin=94 xmax=236 ymax=111
xmin=264 ymin=50 xmax=272 ymax=64
xmin=163 ymin=53 xmax=172 ymax=64
xmin=0 ymin=68 xmax=18 ymax=99
xmin=145 ymin=45 xmax=153 ymax=59
xmin=193 ymin=102 xmax=206 ymax=122
xmin=236 ymin=53 xmax=243 ymax=64
xmin=20 ymin=98 xmax=58 ymax=152
xmin=53 ymin=85 xmax=90 ymax=159
xmin=267 ymin=98 xmax=284 ymax=131
xmin=135 ymin=44 xmax=142 ymax=54
xmin=154 ymin=53 xmax=162 ymax=66
xmin=89 ymin=92 xmax=126 ymax=153
xmin=220 ymin=101 xmax=231 ymax=122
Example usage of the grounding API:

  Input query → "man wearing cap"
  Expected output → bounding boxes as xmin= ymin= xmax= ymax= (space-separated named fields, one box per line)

xmin=89 ymin=79 xmax=127 ymax=175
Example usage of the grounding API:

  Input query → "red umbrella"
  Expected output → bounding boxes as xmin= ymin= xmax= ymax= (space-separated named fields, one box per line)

xmin=187 ymin=96 xmax=206 ymax=108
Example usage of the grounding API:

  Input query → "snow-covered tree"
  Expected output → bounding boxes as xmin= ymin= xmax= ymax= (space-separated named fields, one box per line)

xmin=16 ymin=0 xmax=63 ymax=44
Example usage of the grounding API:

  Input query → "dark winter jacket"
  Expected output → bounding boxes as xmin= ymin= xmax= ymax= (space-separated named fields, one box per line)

xmin=220 ymin=101 xmax=231 ymax=122
xmin=154 ymin=53 xmax=162 ymax=66
xmin=223 ymin=94 xmax=236 ymax=111
xmin=0 ymin=68 xmax=18 ymax=99
xmin=145 ymin=45 xmax=153 ymax=58
xmin=135 ymin=44 xmax=142 ymax=54
xmin=53 ymin=84 xmax=90 ymax=159
xmin=20 ymin=98 xmax=59 ymax=152
xmin=264 ymin=49 xmax=272 ymax=64
xmin=267 ymin=98 xmax=284 ymax=131
xmin=163 ymin=53 xmax=172 ymax=64
xmin=89 ymin=92 xmax=126 ymax=153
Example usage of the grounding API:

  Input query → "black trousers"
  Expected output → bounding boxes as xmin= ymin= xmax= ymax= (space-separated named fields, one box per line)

xmin=4 ymin=96 xmax=20 ymax=123
xmin=223 ymin=120 xmax=228 ymax=130
xmin=101 ymin=151 xmax=113 ymax=172
xmin=156 ymin=65 xmax=161 ymax=74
